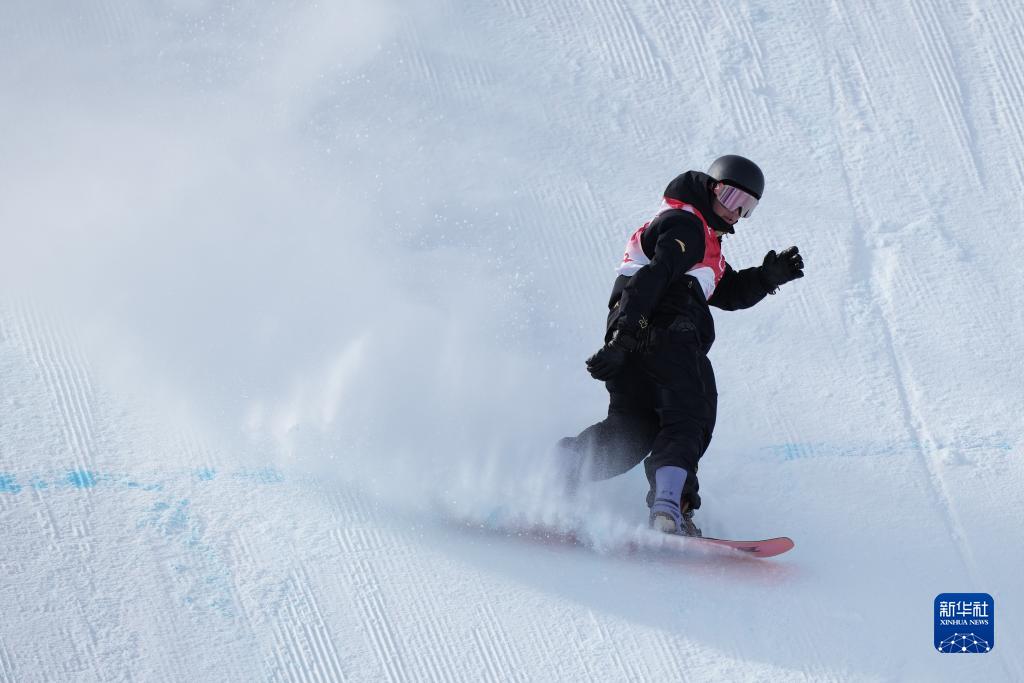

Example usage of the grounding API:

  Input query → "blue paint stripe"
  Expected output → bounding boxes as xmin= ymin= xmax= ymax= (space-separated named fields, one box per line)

xmin=0 ymin=467 xmax=285 ymax=494
xmin=0 ymin=473 xmax=22 ymax=494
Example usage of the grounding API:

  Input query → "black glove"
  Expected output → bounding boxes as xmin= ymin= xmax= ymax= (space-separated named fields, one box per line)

xmin=760 ymin=246 xmax=804 ymax=292
xmin=586 ymin=329 xmax=638 ymax=381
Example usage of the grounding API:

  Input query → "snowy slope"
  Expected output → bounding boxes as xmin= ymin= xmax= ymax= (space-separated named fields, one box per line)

xmin=2 ymin=0 xmax=1023 ymax=681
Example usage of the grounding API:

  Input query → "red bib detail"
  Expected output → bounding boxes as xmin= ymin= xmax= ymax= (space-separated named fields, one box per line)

xmin=616 ymin=197 xmax=725 ymax=300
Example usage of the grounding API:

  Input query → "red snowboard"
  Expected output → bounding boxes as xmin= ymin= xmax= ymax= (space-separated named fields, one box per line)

xmin=458 ymin=514 xmax=795 ymax=559
xmin=668 ymin=534 xmax=794 ymax=558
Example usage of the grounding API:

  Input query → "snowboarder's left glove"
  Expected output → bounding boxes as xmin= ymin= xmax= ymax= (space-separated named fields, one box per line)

xmin=759 ymin=246 xmax=804 ymax=293
xmin=586 ymin=329 xmax=638 ymax=381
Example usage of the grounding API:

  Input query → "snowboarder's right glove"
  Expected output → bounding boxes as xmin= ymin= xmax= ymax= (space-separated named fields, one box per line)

xmin=759 ymin=246 xmax=804 ymax=293
xmin=586 ymin=329 xmax=638 ymax=381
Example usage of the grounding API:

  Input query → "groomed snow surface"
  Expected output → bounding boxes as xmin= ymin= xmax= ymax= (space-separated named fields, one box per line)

xmin=2 ymin=1 xmax=1023 ymax=681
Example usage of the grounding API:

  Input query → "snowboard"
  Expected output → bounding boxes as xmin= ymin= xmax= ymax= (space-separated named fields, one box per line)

xmin=454 ymin=511 xmax=794 ymax=559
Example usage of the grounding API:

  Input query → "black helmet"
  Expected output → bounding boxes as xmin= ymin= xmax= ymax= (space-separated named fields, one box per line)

xmin=707 ymin=155 xmax=764 ymax=199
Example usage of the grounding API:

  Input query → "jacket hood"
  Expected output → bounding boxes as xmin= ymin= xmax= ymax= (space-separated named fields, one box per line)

xmin=663 ymin=171 xmax=734 ymax=234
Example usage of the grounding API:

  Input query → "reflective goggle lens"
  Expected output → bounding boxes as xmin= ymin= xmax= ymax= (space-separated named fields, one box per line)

xmin=717 ymin=184 xmax=759 ymax=218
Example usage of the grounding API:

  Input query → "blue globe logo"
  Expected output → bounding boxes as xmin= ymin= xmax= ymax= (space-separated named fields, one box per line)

xmin=937 ymin=633 xmax=991 ymax=653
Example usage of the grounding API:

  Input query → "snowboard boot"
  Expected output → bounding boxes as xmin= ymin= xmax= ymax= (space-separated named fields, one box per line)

xmin=648 ymin=466 xmax=687 ymax=534
xmin=649 ymin=500 xmax=702 ymax=537
xmin=649 ymin=508 xmax=680 ymax=534
xmin=678 ymin=503 xmax=701 ymax=537
xmin=647 ymin=465 xmax=702 ymax=537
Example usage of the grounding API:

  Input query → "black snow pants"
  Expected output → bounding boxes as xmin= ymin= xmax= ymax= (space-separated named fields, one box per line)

xmin=560 ymin=323 xmax=717 ymax=510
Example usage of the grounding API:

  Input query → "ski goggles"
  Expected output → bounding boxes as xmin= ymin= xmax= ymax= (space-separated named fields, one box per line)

xmin=716 ymin=184 xmax=759 ymax=218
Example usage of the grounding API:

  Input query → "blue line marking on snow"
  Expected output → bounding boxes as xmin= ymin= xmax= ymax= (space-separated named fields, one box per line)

xmin=759 ymin=442 xmax=865 ymax=460
xmin=233 ymin=467 xmax=284 ymax=484
xmin=194 ymin=468 xmax=217 ymax=481
xmin=0 ymin=473 xmax=22 ymax=494
xmin=762 ymin=436 xmax=1015 ymax=461
xmin=67 ymin=470 xmax=97 ymax=488
xmin=123 ymin=479 xmax=162 ymax=491
xmin=0 ymin=465 xmax=288 ymax=495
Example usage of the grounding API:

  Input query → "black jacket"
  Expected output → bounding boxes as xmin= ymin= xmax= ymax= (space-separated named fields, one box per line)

xmin=606 ymin=171 xmax=771 ymax=352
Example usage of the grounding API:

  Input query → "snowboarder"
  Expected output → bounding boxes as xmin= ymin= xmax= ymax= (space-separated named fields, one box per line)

xmin=557 ymin=155 xmax=804 ymax=536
